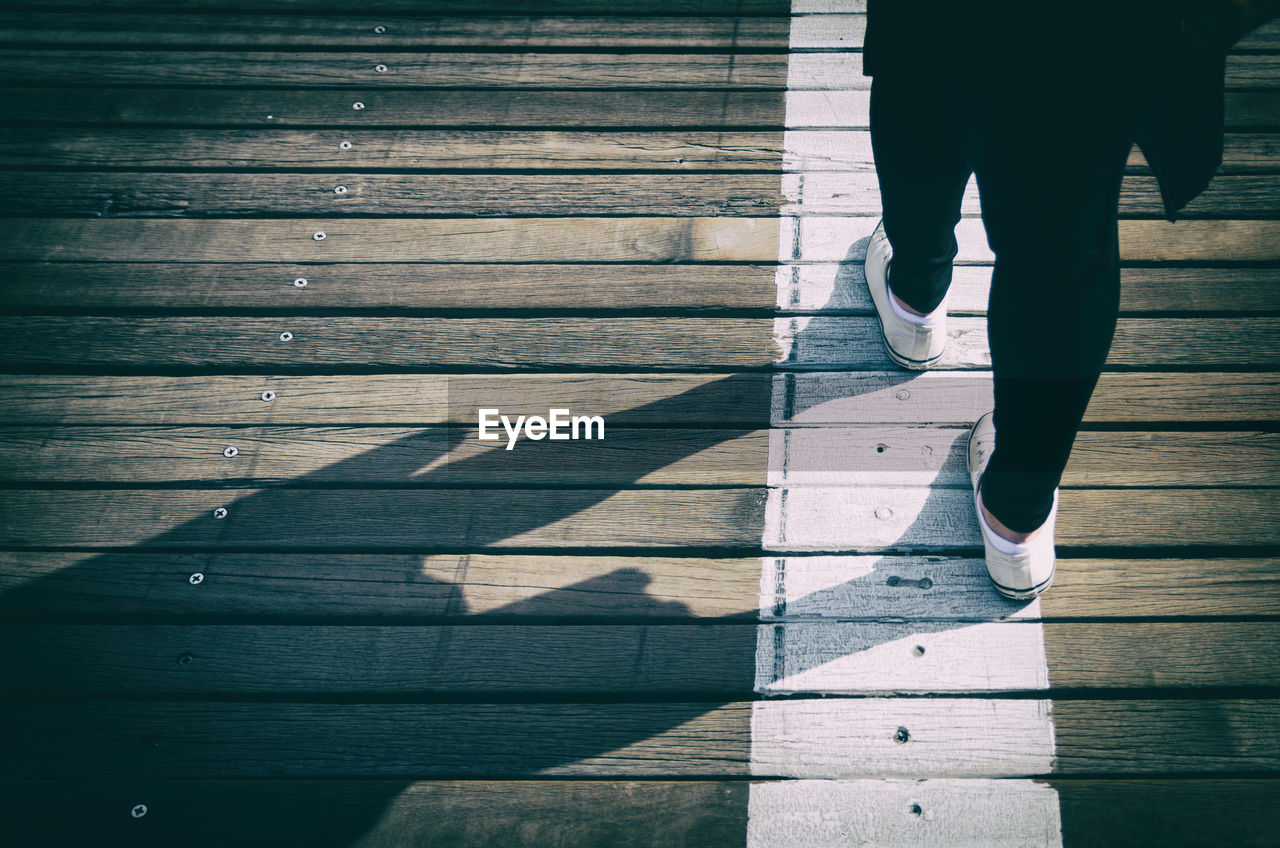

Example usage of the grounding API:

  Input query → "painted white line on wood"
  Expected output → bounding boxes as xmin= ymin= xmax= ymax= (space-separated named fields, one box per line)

xmin=770 ymin=372 xmax=995 ymax=426
xmin=748 ymin=698 xmax=1056 ymax=778
xmin=763 ymin=486 xmax=983 ymax=550
xmin=765 ymin=427 xmax=969 ymax=487
xmin=746 ymin=779 xmax=1064 ymax=848
xmin=754 ymin=621 xmax=1049 ymax=694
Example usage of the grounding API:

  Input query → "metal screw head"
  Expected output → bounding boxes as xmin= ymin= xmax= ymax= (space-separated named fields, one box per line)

xmin=334 ymin=185 xmax=348 ymax=194
xmin=339 ymin=140 xmax=352 ymax=150
xmin=374 ymin=25 xmax=386 ymax=33
xmin=352 ymin=101 xmax=365 ymax=110
xmin=293 ymin=277 xmax=308 ymax=288
xmin=895 ymin=389 xmax=911 ymax=401
xmin=131 ymin=804 xmax=148 ymax=819
xmin=874 ymin=506 xmax=893 ymax=520
xmin=213 ymin=507 xmax=228 ymax=519
xmin=222 ymin=446 xmax=238 ymax=458
xmin=312 ymin=231 xmax=326 ymax=241
xmin=374 ymin=64 xmax=388 ymax=73
xmin=894 ymin=727 xmax=910 ymax=744
xmin=912 ymin=644 xmax=926 ymax=657
xmin=909 ymin=804 xmax=923 ymax=817
xmin=260 ymin=390 xmax=276 ymax=402
xmin=279 ymin=331 xmax=294 ymax=342
xmin=189 ymin=572 xmax=204 ymax=585
xmin=176 ymin=652 xmax=195 ymax=666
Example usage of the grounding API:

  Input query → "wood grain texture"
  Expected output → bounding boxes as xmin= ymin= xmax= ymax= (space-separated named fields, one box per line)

xmin=0 ymin=51 xmax=1273 ymax=90
xmin=1 ymin=699 xmax=1275 ymax=777
xmin=7 ymin=171 xmax=1278 ymax=218
xmin=3 ymin=218 xmax=1278 ymax=262
xmin=0 ymin=487 xmax=1277 ymax=550
xmin=0 ymin=372 xmax=1276 ymax=425
xmin=1 ymin=552 xmax=1276 ymax=620
xmin=2 ymin=263 xmax=1277 ymax=314
xmin=0 ymin=13 xmax=795 ymax=48
xmin=2 ymin=621 xmax=1277 ymax=695
xmin=1 ymin=426 xmax=1275 ymax=486
xmin=0 ymin=0 xmax=801 ymax=11
xmin=0 ymin=315 xmax=1275 ymax=369
xmin=5 ymin=130 xmax=1277 ymax=171
xmin=2 ymin=777 xmax=1278 ymax=848
xmin=2 ymin=88 xmax=1274 ymax=129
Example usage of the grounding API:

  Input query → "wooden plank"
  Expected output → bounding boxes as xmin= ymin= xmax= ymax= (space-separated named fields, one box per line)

xmin=1 ymin=487 xmax=1278 ymax=550
xmin=2 ymin=621 xmax=1277 ymax=695
xmin=2 ymin=263 xmax=1278 ymax=314
xmin=5 ymin=130 xmax=1277 ymax=171
xmin=2 ymin=778 xmax=1277 ymax=848
xmin=0 ymin=13 xmax=794 ymax=48
xmin=0 ymin=0 xmax=799 ymax=12
xmin=1 ymin=552 xmax=1277 ymax=621
xmin=1 ymin=427 xmax=1276 ymax=487
xmin=0 ymin=52 xmax=1274 ymax=90
xmin=0 ymin=315 xmax=1276 ymax=369
xmin=7 ymin=171 xmax=1278 ymax=218
xmin=1 ymin=699 xmax=1275 ymax=777
xmin=4 ymin=218 xmax=1279 ymax=263
xmin=1 ymin=88 xmax=1274 ymax=129
xmin=0 ymin=372 xmax=1277 ymax=425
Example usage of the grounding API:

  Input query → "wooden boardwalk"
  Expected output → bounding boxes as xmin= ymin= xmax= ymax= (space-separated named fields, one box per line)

xmin=1 ymin=1 xmax=1279 ymax=845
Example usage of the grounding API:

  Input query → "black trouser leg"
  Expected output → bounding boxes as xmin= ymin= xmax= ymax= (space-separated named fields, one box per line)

xmin=968 ymin=88 xmax=1134 ymax=533
xmin=869 ymin=71 xmax=972 ymax=315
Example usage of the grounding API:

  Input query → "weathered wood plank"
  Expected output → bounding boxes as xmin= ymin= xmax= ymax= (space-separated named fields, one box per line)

xmin=0 ymin=13 xmax=794 ymax=48
xmin=4 ymin=130 xmax=1276 ymax=171
xmin=2 ymin=263 xmax=1277 ymax=314
xmin=1 ymin=427 xmax=1275 ymax=487
xmin=2 ymin=778 xmax=1277 ymax=848
xmin=3 ymin=217 xmax=1280 ymax=262
xmin=7 ymin=171 xmax=1277 ymax=218
xmin=1 ymin=552 xmax=1276 ymax=620
xmin=0 ymin=52 xmax=1273 ymax=90
xmin=2 ymin=621 xmax=1277 ymax=695
xmin=0 ymin=372 xmax=1276 ymax=425
xmin=0 ymin=0 xmax=799 ymax=12
xmin=1 ymin=487 xmax=1277 ymax=550
xmin=1 ymin=699 xmax=1275 ymax=777
xmin=1 ymin=88 xmax=1274 ymax=129
xmin=0 ymin=315 xmax=1275 ymax=369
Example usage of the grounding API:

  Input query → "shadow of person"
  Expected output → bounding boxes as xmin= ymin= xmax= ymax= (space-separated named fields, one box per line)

xmin=0 ymin=236 xmax=1028 ymax=847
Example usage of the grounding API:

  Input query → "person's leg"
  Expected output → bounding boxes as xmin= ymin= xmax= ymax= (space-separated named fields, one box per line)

xmin=966 ymin=83 xmax=1137 ymax=534
xmin=869 ymin=70 xmax=973 ymax=315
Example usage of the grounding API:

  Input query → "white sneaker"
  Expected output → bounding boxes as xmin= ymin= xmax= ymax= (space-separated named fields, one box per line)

xmin=967 ymin=411 xmax=1057 ymax=600
xmin=864 ymin=219 xmax=947 ymax=369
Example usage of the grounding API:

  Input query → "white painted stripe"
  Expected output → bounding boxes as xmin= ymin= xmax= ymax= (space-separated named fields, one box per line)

xmin=748 ymin=698 xmax=1056 ymax=778
xmin=746 ymin=779 xmax=1064 ymax=848
xmin=757 ymin=555 xmax=1042 ymax=621
xmin=749 ymin=6 xmax=1061 ymax=844
xmin=754 ymin=621 xmax=1049 ymax=694
xmin=763 ymin=486 xmax=983 ymax=550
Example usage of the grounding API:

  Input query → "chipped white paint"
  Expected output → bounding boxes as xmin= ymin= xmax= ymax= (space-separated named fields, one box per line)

xmin=747 ymin=779 xmax=1064 ymax=848
xmin=747 ymin=6 xmax=1062 ymax=844
xmin=749 ymin=698 xmax=1056 ymax=778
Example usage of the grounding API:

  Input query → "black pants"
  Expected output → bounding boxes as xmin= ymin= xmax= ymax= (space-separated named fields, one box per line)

xmin=870 ymin=69 xmax=1141 ymax=532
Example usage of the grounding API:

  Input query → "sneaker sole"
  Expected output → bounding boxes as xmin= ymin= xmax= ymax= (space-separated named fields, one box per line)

xmin=991 ymin=566 xmax=1055 ymax=601
xmin=876 ymin=315 xmax=943 ymax=371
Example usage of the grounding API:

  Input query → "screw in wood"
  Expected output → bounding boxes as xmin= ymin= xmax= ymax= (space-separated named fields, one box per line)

xmin=909 ymin=804 xmax=923 ymax=817
xmin=339 ymin=141 xmax=353 ymax=150
xmin=131 ymin=805 xmax=148 ymax=819
xmin=260 ymin=390 xmax=276 ymax=402
xmin=912 ymin=645 xmax=926 ymax=657
xmin=894 ymin=727 xmax=910 ymax=744
xmin=374 ymin=25 xmax=386 ymax=33
xmin=874 ymin=506 xmax=893 ymax=520
xmin=222 ymin=446 xmax=238 ymax=458
xmin=895 ymin=389 xmax=911 ymax=401
xmin=213 ymin=507 xmax=228 ymax=519
xmin=375 ymin=64 xmax=388 ymax=72
xmin=189 ymin=572 xmax=204 ymax=585
xmin=352 ymin=101 xmax=365 ymax=110
xmin=176 ymin=652 xmax=195 ymax=666
xmin=279 ymin=331 xmax=294 ymax=341
xmin=293 ymin=278 xmax=308 ymax=288
xmin=334 ymin=185 xmax=348 ymax=194
xmin=312 ymin=231 xmax=326 ymax=241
